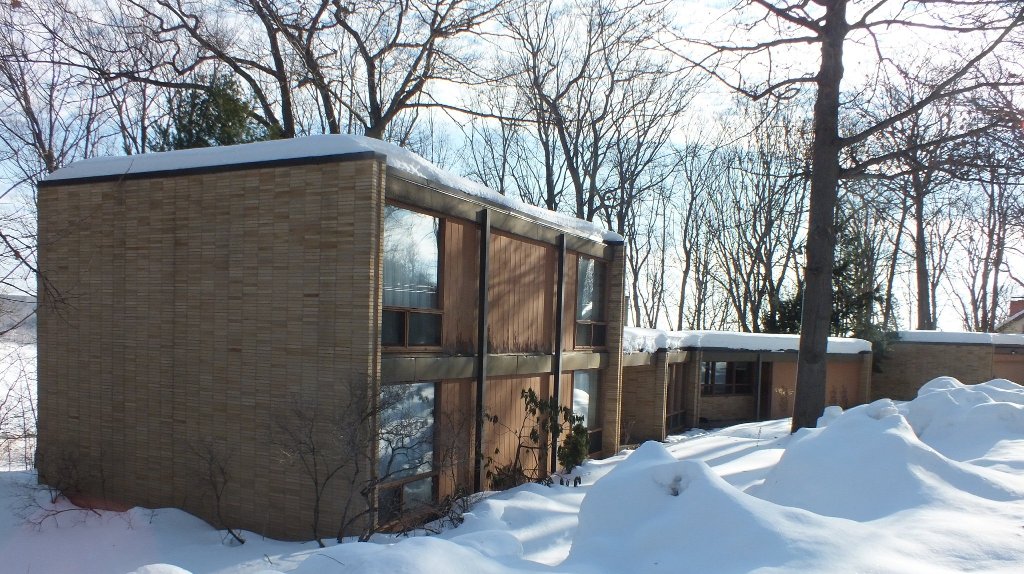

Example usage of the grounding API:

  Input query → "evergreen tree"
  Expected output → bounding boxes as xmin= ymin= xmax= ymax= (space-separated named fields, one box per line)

xmin=763 ymin=203 xmax=885 ymax=339
xmin=150 ymin=75 xmax=267 ymax=151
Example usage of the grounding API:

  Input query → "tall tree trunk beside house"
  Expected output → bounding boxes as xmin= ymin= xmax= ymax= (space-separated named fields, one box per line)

xmin=792 ymin=1 xmax=847 ymax=432
xmin=682 ymin=0 xmax=1024 ymax=431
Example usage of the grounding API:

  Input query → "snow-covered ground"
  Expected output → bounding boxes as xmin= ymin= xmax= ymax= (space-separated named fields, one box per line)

xmin=3 ymin=340 xmax=1024 ymax=572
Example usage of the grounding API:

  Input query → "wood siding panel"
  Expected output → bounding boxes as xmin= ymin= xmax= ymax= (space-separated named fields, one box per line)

xmin=825 ymin=361 xmax=862 ymax=409
xmin=436 ymin=379 xmax=476 ymax=500
xmin=563 ymin=252 xmax=578 ymax=350
xmin=442 ymin=218 xmax=479 ymax=354
xmin=487 ymin=232 xmax=556 ymax=354
xmin=769 ymin=362 xmax=798 ymax=419
xmin=482 ymin=375 xmax=550 ymax=486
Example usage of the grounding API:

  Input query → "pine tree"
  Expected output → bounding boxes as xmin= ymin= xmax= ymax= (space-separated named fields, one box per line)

xmin=150 ymin=74 xmax=268 ymax=151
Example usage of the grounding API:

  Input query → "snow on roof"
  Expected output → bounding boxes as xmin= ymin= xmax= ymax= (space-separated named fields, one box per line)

xmin=623 ymin=327 xmax=871 ymax=355
xmin=895 ymin=330 xmax=1024 ymax=346
xmin=44 ymin=134 xmax=623 ymax=243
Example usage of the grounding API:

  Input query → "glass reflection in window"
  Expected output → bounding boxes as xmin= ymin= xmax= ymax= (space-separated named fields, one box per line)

xmin=378 ymin=382 xmax=435 ymax=482
xmin=383 ymin=206 xmax=440 ymax=309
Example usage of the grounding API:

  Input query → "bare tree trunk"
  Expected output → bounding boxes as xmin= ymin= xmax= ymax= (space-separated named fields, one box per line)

xmin=912 ymin=178 xmax=934 ymax=329
xmin=792 ymin=0 xmax=847 ymax=433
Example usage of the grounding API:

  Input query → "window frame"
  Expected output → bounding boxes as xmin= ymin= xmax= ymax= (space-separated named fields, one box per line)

xmin=376 ymin=381 xmax=440 ymax=524
xmin=665 ymin=364 xmax=687 ymax=434
xmin=574 ymin=256 xmax=608 ymax=350
xmin=699 ymin=361 xmax=755 ymax=396
xmin=381 ymin=202 xmax=445 ymax=351
xmin=572 ymin=369 xmax=603 ymax=454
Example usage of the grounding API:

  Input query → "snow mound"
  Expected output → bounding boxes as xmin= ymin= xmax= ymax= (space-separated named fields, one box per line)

xmin=563 ymin=442 xmax=851 ymax=573
xmin=288 ymin=536 xmax=544 ymax=574
xmin=903 ymin=377 xmax=1024 ymax=471
xmin=751 ymin=391 xmax=1024 ymax=521
xmin=130 ymin=566 xmax=192 ymax=574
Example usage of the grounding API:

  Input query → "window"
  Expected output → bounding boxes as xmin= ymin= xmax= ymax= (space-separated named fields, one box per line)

xmin=575 ymin=257 xmax=607 ymax=348
xmin=382 ymin=205 xmax=442 ymax=348
xmin=573 ymin=370 xmax=602 ymax=454
xmin=700 ymin=362 xmax=755 ymax=396
xmin=665 ymin=364 xmax=687 ymax=434
xmin=377 ymin=382 xmax=437 ymax=523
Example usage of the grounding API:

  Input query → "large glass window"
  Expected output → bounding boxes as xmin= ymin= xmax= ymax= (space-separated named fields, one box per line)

xmin=377 ymin=382 xmax=436 ymax=522
xmin=575 ymin=257 xmax=607 ymax=347
xmin=700 ymin=362 xmax=755 ymax=396
xmin=382 ymin=205 xmax=442 ymax=347
xmin=573 ymin=370 xmax=602 ymax=454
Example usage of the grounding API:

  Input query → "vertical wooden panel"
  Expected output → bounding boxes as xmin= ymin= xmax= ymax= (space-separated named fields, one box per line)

xmin=442 ymin=218 xmax=479 ymax=354
xmin=487 ymin=232 xmax=556 ymax=353
xmin=563 ymin=252 xmax=578 ymax=350
xmin=436 ymin=379 xmax=476 ymax=500
xmin=481 ymin=375 xmax=551 ymax=486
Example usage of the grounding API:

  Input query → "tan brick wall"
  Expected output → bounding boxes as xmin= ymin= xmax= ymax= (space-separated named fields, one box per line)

xmin=872 ymin=343 xmax=995 ymax=401
xmin=620 ymin=357 xmax=667 ymax=444
xmin=993 ymin=354 xmax=1024 ymax=384
xmin=37 ymin=158 xmax=386 ymax=541
xmin=598 ymin=243 xmax=626 ymax=455
xmin=699 ymin=395 xmax=756 ymax=423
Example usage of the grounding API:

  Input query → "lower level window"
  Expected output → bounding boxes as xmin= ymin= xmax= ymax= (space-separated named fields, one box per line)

xmin=700 ymin=362 xmax=754 ymax=395
xmin=378 ymin=382 xmax=436 ymax=522
xmin=573 ymin=370 xmax=602 ymax=454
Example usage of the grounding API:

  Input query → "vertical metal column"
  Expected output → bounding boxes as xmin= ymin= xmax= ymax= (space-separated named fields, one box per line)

xmin=755 ymin=353 xmax=764 ymax=421
xmin=550 ymin=234 xmax=567 ymax=472
xmin=473 ymin=209 xmax=491 ymax=492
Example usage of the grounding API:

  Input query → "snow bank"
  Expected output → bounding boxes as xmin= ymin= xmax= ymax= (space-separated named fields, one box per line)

xmin=622 ymin=327 xmax=871 ymax=354
xmin=288 ymin=536 xmax=540 ymax=574
xmin=896 ymin=330 xmax=1024 ymax=345
xmin=564 ymin=442 xmax=871 ymax=573
xmin=751 ymin=395 xmax=1024 ymax=521
xmin=13 ymin=368 xmax=1024 ymax=573
xmin=902 ymin=377 xmax=1024 ymax=471
xmin=44 ymin=134 xmax=621 ymax=243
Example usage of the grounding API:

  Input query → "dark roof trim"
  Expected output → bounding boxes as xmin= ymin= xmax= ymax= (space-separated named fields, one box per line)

xmin=387 ymin=168 xmax=620 ymax=251
xmin=37 ymin=150 xmax=385 ymax=188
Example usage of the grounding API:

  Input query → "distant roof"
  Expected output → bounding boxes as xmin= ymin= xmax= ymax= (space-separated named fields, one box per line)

xmin=623 ymin=327 xmax=871 ymax=355
xmin=44 ymin=134 xmax=623 ymax=244
xmin=995 ymin=307 xmax=1024 ymax=333
xmin=895 ymin=330 xmax=1024 ymax=345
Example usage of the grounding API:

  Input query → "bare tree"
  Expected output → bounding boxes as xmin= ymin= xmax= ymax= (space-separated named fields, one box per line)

xmin=682 ymin=0 xmax=1024 ymax=430
xmin=951 ymin=130 xmax=1022 ymax=331
xmin=706 ymin=100 xmax=809 ymax=332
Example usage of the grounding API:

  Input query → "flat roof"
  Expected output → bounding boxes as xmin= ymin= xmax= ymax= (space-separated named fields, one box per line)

xmin=894 ymin=330 xmax=1024 ymax=346
xmin=43 ymin=134 xmax=623 ymax=244
xmin=623 ymin=327 xmax=872 ymax=355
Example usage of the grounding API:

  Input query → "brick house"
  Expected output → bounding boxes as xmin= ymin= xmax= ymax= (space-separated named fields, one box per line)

xmin=619 ymin=330 xmax=872 ymax=443
xmin=996 ymin=298 xmax=1024 ymax=334
xmin=871 ymin=331 xmax=1024 ymax=401
xmin=36 ymin=135 xmax=626 ymax=540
